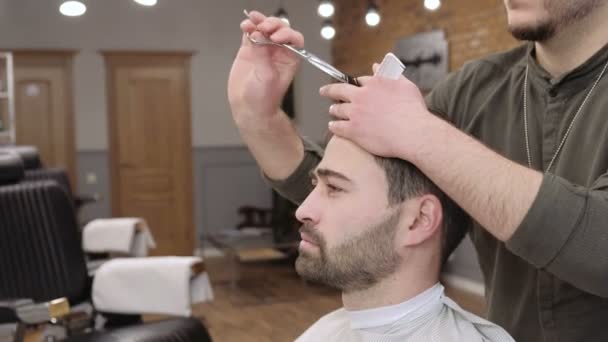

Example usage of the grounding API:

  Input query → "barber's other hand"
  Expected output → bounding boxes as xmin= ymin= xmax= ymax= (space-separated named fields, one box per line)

xmin=228 ymin=10 xmax=303 ymax=121
xmin=320 ymin=64 xmax=438 ymax=161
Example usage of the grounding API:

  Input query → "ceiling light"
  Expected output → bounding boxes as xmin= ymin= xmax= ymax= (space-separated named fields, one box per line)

xmin=318 ymin=0 xmax=335 ymax=18
xmin=59 ymin=1 xmax=86 ymax=17
xmin=365 ymin=2 xmax=380 ymax=27
xmin=424 ymin=0 xmax=441 ymax=11
xmin=133 ymin=0 xmax=158 ymax=7
xmin=320 ymin=20 xmax=335 ymax=40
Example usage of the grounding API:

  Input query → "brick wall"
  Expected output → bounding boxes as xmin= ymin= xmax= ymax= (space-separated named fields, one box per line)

xmin=332 ymin=0 xmax=520 ymax=76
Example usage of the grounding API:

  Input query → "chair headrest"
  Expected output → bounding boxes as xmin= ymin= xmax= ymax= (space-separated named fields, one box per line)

xmin=0 ymin=152 xmax=25 ymax=185
xmin=0 ymin=146 xmax=42 ymax=170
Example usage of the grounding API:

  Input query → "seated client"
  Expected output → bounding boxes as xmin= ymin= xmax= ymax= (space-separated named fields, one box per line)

xmin=294 ymin=136 xmax=514 ymax=342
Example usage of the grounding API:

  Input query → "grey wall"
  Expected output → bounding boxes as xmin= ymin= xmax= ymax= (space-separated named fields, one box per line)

xmin=194 ymin=146 xmax=272 ymax=237
xmin=77 ymin=150 xmax=112 ymax=221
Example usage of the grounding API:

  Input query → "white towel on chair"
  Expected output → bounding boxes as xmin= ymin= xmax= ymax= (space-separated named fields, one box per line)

xmin=82 ymin=218 xmax=156 ymax=256
xmin=91 ymin=256 xmax=214 ymax=316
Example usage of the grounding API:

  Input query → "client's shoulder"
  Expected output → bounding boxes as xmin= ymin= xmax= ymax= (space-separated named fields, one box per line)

xmin=294 ymin=308 xmax=351 ymax=342
xmin=441 ymin=296 xmax=515 ymax=342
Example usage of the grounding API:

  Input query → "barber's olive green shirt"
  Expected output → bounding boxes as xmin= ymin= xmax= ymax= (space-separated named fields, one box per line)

xmin=267 ymin=42 xmax=608 ymax=342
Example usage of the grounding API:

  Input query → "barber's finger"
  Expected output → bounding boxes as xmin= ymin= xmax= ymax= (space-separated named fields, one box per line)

xmin=319 ymin=83 xmax=358 ymax=102
xmin=372 ymin=63 xmax=380 ymax=74
xmin=328 ymin=119 xmax=352 ymax=138
xmin=258 ymin=17 xmax=290 ymax=36
xmin=245 ymin=10 xmax=268 ymax=25
xmin=328 ymin=103 xmax=354 ymax=120
xmin=356 ymin=76 xmax=373 ymax=86
xmin=270 ymin=27 xmax=304 ymax=48
xmin=240 ymin=19 xmax=256 ymax=33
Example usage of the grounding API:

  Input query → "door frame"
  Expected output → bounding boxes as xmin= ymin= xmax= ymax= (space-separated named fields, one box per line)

xmin=11 ymin=49 xmax=78 ymax=185
xmin=102 ymin=51 xmax=195 ymax=250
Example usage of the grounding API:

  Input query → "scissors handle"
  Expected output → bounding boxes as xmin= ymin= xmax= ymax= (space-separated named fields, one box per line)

xmin=345 ymin=75 xmax=360 ymax=86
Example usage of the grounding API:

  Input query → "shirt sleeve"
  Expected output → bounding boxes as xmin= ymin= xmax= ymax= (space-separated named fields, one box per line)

xmin=263 ymin=136 xmax=323 ymax=205
xmin=425 ymin=76 xmax=451 ymax=121
xmin=506 ymin=172 xmax=608 ymax=297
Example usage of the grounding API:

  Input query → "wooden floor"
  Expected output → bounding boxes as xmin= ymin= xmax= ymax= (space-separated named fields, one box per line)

xmin=187 ymin=256 xmax=486 ymax=342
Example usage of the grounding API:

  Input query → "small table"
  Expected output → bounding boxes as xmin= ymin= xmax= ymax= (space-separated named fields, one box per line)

xmin=206 ymin=228 xmax=300 ymax=288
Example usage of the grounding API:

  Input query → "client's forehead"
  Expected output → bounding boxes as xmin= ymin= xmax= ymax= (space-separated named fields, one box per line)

xmin=317 ymin=137 xmax=382 ymax=180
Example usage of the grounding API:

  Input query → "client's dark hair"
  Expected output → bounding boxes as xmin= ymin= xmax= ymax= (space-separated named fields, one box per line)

xmin=321 ymin=131 xmax=469 ymax=265
xmin=373 ymin=156 xmax=470 ymax=266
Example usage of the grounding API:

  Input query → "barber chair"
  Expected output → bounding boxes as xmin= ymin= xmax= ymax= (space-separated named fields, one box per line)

xmin=0 ymin=146 xmax=99 ymax=216
xmin=1 ymin=146 xmax=154 ymax=262
xmin=0 ymin=152 xmax=212 ymax=342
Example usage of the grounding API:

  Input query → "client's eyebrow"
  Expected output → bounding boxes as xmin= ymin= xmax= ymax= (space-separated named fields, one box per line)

xmin=310 ymin=168 xmax=352 ymax=182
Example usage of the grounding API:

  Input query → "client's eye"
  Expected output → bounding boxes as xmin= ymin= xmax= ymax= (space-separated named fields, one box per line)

xmin=327 ymin=184 xmax=343 ymax=193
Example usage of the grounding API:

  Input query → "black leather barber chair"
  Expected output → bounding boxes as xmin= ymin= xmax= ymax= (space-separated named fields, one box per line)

xmin=0 ymin=146 xmax=99 ymax=216
xmin=0 ymin=152 xmax=212 ymax=342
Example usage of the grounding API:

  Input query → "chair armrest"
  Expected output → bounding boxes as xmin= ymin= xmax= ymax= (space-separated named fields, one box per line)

xmin=92 ymin=257 xmax=213 ymax=316
xmin=16 ymin=298 xmax=70 ymax=325
xmin=82 ymin=218 xmax=156 ymax=256
xmin=0 ymin=299 xmax=33 ymax=324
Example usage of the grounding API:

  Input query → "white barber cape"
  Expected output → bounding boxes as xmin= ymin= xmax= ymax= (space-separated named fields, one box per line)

xmin=296 ymin=283 xmax=514 ymax=342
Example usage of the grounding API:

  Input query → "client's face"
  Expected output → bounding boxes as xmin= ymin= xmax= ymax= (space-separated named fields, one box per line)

xmin=295 ymin=137 xmax=402 ymax=292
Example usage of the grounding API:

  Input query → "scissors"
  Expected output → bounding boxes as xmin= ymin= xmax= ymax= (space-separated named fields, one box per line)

xmin=243 ymin=10 xmax=360 ymax=86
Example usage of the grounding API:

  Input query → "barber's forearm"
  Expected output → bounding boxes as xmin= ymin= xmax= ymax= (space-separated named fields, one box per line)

xmin=407 ymin=116 xmax=543 ymax=241
xmin=233 ymin=109 xmax=304 ymax=180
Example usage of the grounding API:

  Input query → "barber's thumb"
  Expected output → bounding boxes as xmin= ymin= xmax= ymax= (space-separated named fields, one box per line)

xmin=328 ymin=120 xmax=349 ymax=137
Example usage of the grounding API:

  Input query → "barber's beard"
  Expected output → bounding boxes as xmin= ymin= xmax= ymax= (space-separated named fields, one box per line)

xmin=508 ymin=0 xmax=603 ymax=42
xmin=295 ymin=210 xmax=402 ymax=293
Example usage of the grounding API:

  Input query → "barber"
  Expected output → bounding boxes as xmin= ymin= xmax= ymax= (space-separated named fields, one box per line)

xmin=228 ymin=2 xmax=608 ymax=341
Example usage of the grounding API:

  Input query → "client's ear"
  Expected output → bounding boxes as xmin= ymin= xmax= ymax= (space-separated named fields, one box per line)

xmin=403 ymin=194 xmax=443 ymax=247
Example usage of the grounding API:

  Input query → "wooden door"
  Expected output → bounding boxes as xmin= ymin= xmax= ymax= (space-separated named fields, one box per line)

xmin=105 ymin=52 xmax=194 ymax=256
xmin=12 ymin=51 xmax=77 ymax=185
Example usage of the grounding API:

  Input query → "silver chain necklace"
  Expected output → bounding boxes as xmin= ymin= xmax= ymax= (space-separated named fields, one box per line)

xmin=523 ymin=59 xmax=608 ymax=172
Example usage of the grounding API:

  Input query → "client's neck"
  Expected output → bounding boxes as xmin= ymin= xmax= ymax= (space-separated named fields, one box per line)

xmin=341 ymin=255 xmax=440 ymax=311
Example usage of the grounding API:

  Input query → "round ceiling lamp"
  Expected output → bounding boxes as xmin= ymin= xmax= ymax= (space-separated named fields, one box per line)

xmin=321 ymin=20 xmax=336 ymax=40
xmin=424 ymin=0 xmax=441 ymax=11
xmin=133 ymin=0 xmax=158 ymax=7
xmin=365 ymin=2 xmax=381 ymax=27
xmin=318 ymin=0 xmax=335 ymax=18
xmin=59 ymin=1 xmax=87 ymax=17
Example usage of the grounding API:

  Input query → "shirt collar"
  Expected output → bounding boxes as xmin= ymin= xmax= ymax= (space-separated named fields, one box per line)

xmin=526 ymin=41 xmax=608 ymax=88
xmin=347 ymin=283 xmax=444 ymax=330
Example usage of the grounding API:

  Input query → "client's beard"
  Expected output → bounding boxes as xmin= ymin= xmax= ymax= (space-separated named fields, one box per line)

xmin=295 ymin=210 xmax=402 ymax=293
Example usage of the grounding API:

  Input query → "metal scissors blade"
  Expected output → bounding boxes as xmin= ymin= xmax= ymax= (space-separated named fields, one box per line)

xmin=243 ymin=10 xmax=360 ymax=86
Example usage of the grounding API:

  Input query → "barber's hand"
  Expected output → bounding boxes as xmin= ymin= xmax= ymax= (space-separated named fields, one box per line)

xmin=228 ymin=10 xmax=303 ymax=120
xmin=320 ymin=64 xmax=438 ymax=161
